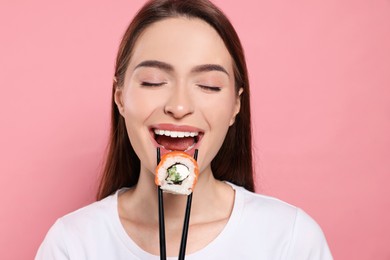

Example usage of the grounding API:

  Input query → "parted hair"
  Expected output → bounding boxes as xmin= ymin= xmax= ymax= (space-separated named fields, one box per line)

xmin=97 ymin=0 xmax=254 ymax=200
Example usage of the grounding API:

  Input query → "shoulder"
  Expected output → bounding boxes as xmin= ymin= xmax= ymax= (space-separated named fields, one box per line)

xmin=58 ymin=192 xmax=116 ymax=228
xmin=286 ymin=207 xmax=333 ymax=259
xmin=227 ymin=183 xmax=333 ymax=259
xmin=35 ymin=191 xmax=121 ymax=259
xmin=231 ymin=183 xmax=299 ymax=222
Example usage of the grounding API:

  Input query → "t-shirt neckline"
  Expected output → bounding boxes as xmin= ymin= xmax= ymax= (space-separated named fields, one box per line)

xmin=110 ymin=182 xmax=244 ymax=259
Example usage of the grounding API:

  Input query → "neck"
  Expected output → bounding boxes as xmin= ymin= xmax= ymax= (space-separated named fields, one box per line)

xmin=121 ymin=164 xmax=233 ymax=225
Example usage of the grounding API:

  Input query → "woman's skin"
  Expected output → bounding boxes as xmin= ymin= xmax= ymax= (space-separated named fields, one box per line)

xmin=115 ymin=17 xmax=242 ymax=256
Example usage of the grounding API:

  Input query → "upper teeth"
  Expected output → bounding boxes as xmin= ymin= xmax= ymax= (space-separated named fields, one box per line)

xmin=154 ymin=129 xmax=199 ymax=138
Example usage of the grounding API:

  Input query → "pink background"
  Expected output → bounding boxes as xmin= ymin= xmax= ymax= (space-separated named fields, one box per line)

xmin=1 ymin=0 xmax=389 ymax=259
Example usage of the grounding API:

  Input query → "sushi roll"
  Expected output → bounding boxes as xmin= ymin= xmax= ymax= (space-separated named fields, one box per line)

xmin=155 ymin=151 xmax=199 ymax=195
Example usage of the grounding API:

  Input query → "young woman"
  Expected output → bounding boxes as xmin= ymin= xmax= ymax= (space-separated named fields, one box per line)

xmin=36 ymin=0 xmax=332 ymax=259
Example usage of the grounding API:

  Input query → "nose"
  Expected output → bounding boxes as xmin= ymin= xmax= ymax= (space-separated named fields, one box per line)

xmin=164 ymin=85 xmax=194 ymax=119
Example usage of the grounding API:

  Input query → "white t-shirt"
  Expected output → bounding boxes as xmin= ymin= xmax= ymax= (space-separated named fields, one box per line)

xmin=36 ymin=183 xmax=333 ymax=259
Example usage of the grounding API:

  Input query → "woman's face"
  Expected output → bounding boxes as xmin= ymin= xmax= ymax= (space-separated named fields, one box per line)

xmin=115 ymin=17 xmax=241 ymax=176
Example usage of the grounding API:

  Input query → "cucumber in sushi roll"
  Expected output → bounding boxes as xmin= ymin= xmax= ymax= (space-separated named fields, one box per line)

xmin=155 ymin=151 xmax=199 ymax=195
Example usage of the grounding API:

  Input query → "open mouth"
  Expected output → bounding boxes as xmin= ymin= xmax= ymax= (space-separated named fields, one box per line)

xmin=152 ymin=128 xmax=203 ymax=152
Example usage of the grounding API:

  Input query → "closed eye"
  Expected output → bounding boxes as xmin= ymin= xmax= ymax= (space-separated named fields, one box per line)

xmin=140 ymin=81 xmax=167 ymax=87
xmin=198 ymin=84 xmax=221 ymax=92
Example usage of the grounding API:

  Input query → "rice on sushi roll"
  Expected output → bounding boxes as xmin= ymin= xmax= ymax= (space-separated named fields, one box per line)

xmin=155 ymin=151 xmax=199 ymax=195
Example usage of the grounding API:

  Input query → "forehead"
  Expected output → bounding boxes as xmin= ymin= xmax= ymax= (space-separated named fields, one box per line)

xmin=128 ymin=17 xmax=233 ymax=74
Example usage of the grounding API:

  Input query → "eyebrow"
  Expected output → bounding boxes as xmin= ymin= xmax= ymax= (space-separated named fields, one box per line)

xmin=134 ymin=60 xmax=174 ymax=72
xmin=191 ymin=64 xmax=229 ymax=77
xmin=134 ymin=60 xmax=229 ymax=77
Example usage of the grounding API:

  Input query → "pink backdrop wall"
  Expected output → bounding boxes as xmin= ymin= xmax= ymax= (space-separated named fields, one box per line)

xmin=1 ymin=0 xmax=389 ymax=259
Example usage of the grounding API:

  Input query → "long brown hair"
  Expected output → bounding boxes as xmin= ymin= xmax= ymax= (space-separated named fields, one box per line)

xmin=97 ymin=0 xmax=253 ymax=200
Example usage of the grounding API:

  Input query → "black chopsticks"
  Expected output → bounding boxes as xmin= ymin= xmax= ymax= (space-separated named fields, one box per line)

xmin=178 ymin=149 xmax=198 ymax=260
xmin=157 ymin=148 xmax=198 ymax=260
xmin=157 ymin=148 xmax=166 ymax=260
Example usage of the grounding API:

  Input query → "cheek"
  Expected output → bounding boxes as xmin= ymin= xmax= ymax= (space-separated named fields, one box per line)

xmin=202 ymin=94 xmax=237 ymax=125
xmin=122 ymin=87 xmax=162 ymax=121
xmin=121 ymin=88 xmax=158 ymax=164
xmin=202 ymin=95 xmax=236 ymax=145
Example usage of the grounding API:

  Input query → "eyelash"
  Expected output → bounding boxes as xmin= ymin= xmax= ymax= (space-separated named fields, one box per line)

xmin=140 ymin=81 xmax=166 ymax=87
xmin=198 ymin=85 xmax=221 ymax=92
xmin=140 ymin=82 xmax=221 ymax=92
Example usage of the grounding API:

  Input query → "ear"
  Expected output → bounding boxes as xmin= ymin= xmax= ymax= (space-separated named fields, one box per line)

xmin=229 ymin=88 xmax=243 ymax=126
xmin=114 ymin=87 xmax=125 ymax=116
